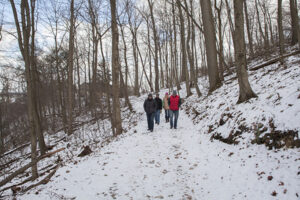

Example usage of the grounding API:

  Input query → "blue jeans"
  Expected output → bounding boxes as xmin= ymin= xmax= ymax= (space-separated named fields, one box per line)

xmin=146 ymin=112 xmax=155 ymax=131
xmin=169 ymin=110 xmax=179 ymax=129
xmin=165 ymin=110 xmax=170 ymax=121
xmin=155 ymin=110 xmax=161 ymax=124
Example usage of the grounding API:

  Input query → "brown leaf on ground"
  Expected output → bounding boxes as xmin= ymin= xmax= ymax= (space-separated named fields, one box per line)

xmin=268 ymin=176 xmax=273 ymax=181
xmin=271 ymin=191 xmax=277 ymax=196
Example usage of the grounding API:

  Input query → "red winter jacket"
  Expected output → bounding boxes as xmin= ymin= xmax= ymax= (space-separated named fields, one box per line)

xmin=168 ymin=95 xmax=181 ymax=111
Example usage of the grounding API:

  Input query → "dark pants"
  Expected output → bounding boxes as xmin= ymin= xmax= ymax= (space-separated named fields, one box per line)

xmin=155 ymin=110 xmax=161 ymax=124
xmin=165 ymin=109 xmax=170 ymax=121
xmin=146 ymin=112 xmax=155 ymax=131
xmin=169 ymin=110 xmax=179 ymax=129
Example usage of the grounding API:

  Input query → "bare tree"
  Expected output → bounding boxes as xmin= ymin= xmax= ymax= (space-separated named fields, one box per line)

xmin=67 ymin=0 xmax=75 ymax=135
xmin=110 ymin=0 xmax=122 ymax=135
xmin=233 ymin=0 xmax=257 ymax=103
xmin=200 ymin=0 xmax=221 ymax=93
xmin=289 ymin=0 xmax=300 ymax=46
xmin=147 ymin=0 xmax=160 ymax=93
xmin=244 ymin=1 xmax=254 ymax=58
xmin=176 ymin=0 xmax=191 ymax=97
xmin=9 ymin=0 xmax=40 ymax=179
xmin=278 ymin=0 xmax=285 ymax=64
xmin=125 ymin=0 xmax=141 ymax=96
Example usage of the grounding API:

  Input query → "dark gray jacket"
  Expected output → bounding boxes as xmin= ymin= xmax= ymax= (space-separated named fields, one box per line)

xmin=144 ymin=98 xmax=157 ymax=114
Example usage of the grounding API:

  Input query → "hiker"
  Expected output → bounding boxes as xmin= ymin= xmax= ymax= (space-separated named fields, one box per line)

xmin=143 ymin=93 xmax=157 ymax=132
xmin=154 ymin=93 xmax=162 ymax=125
xmin=162 ymin=92 xmax=170 ymax=122
xmin=168 ymin=90 xmax=181 ymax=129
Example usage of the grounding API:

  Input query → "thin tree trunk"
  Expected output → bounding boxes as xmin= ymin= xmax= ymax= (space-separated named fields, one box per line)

xmin=177 ymin=0 xmax=191 ymax=97
xmin=278 ymin=0 xmax=285 ymax=65
xmin=172 ymin=0 xmax=181 ymax=91
xmin=120 ymin=25 xmax=133 ymax=111
xmin=148 ymin=0 xmax=159 ymax=93
xmin=215 ymin=0 xmax=224 ymax=81
xmin=233 ymin=0 xmax=257 ymax=104
xmin=185 ymin=0 xmax=201 ymax=97
xmin=244 ymin=0 xmax=254 ymax=58
xmin=110 ymin=0 xmax=122 ymax=135
xmin=290 ymin=0 xmax=300 ymax=45
xmin=67 ymin=0 xmax=75 ymax=135
xmin=30 ymin=0 xmax=46 ymax=155
xmin=132 ymin=32 xmax=140 ymax=96
xmin=9 ymin=0 xmax=38 ymax=179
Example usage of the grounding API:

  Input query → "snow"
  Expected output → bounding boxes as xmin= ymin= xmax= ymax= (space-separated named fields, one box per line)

xmin=1 ymin=53 xmax=300 ymax=199
xmin=14 ymin=106 xmax=300 ymax=200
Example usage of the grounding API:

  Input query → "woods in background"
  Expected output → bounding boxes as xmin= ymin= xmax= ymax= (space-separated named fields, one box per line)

xmin=0 ymin=0 xmax=299 ymax=179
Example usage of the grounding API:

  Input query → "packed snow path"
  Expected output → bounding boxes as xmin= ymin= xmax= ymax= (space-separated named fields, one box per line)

xmin=20 ymin=106 xmax=299 ymax=200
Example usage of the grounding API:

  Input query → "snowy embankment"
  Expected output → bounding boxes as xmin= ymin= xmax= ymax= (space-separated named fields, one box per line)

xmin=184 ymin=51 xmax=300 ymax=148
xmin=1 ymin=52 xmax=300 ymax=199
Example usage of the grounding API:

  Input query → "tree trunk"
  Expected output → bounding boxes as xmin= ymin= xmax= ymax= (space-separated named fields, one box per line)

xmin=172 ymin=0 xmax=181 ymax=91
xmin=132 ymin=32 xmax=140 ymax=96
xmin=30 ymin=0 xmax=46 ymax=155
xmin=120 ymin=25 xmax=133 ymax=111
xmin=184 ymin=0 xmax=201 ymax=97
xmin=9 ymin=0 xmax=38 ymax=179
xmin=67 ymin=0 xmax=75 ymax=135
xmin=290 ymin=0 xmax=300 ymax=45
xmin=278 ymin=0 xmax=285 ymax=64
xmin=244 ymin=0 xmax=254 ymax=58
xmin=148 ymin=0 xmax=159 ymax=93
xmin=200 ymin=0 xmax=221 ymax=93
xmin=75 ymin=44 xmax=81 ymax=112
xmin=177 ymin=0 xmax=191 ymax=97
xmin=110 ymin=0 xmax=122 ymax=135
xmin=233 ymin=0 xmax=257 ymax=104
xmin=214 ymin=0 xmax=225 ymax=81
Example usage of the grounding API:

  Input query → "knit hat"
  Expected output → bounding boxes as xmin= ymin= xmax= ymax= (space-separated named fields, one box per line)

xmin=165 ymin=92 xmax=168 ymax=95
xmin=148 ymin=93 xmax=153 ymax=97
xmin=172 ymin=90 xmax=177 ymax=95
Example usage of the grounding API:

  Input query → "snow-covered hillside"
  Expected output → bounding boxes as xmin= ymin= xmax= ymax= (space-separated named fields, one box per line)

xmin=1 ymin=52 xmax=300 ymax=199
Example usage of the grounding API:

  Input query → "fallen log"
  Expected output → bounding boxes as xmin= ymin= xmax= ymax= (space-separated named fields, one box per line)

xmin=22 ymin=164 xmax=59 ymax=193
xmin=0 ymin=164 xmax=57 ymax=193
xmin=0 ymin=148 xmax=64 ymax=188
xmin=249 ymin=50 xmax=300 ymax=71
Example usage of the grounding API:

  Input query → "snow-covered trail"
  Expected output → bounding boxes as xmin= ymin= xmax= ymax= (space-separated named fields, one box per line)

xmin=20 ymin=104 xmax=299 ymax=200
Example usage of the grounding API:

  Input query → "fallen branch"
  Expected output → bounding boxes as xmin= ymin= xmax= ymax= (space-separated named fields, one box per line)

xmin=22 ymin=164 xmax=59 ymax=193
xmin=250 ymin=50 xmax=300 ymax=71
xmin=0 ymin=142 xmax=30 ymax=159
xmin=0 ymin=148 xmax=64 ymax=188
xmin=0 ymin=164 xmax=57 ymax=193
xmin=0 ymin=158 xmax=21 ymax=171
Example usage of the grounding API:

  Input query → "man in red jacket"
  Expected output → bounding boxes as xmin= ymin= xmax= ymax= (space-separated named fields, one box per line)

xmin=168 ymin=90 xmax=181 ymax=129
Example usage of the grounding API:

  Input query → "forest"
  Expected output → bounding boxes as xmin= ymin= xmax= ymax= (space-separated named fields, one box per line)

xmin=0 ymin=0 xmax=299 ymax=199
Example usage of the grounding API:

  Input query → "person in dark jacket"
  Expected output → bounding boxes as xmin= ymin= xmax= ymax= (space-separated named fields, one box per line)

xmin=143 ymin=93 xmax=157 ymax=132
xmin=168 ymin=90 xmax=181 ymax=129
xmin=154 ymin=93 xmax=162 ymax=125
